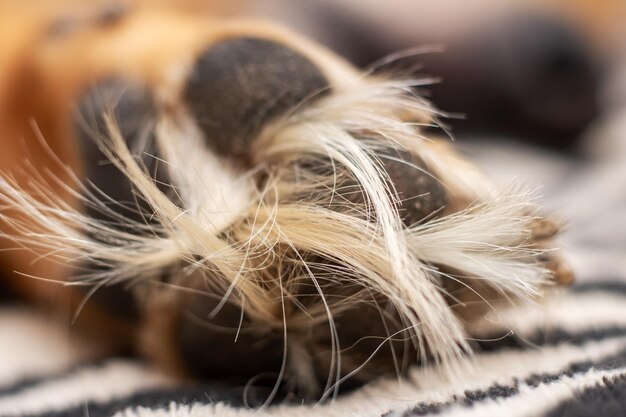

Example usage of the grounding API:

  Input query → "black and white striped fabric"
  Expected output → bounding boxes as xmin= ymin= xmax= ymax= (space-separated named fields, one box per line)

xmin=1 ymin=277 xmax=626 ymax=417
xmin=2 ymin=73 xmax=626 ymax=417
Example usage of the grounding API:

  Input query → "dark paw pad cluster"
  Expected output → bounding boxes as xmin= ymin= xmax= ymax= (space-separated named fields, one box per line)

xmin=69 ymin=37 xmax=449 ymax=399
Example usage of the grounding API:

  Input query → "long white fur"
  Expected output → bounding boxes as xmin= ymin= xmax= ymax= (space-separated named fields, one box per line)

xmin=0 ymin=78 xmax=551 ymax=397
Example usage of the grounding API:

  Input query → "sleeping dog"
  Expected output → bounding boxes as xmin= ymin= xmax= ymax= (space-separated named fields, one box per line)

xmin=0 ymin=3 xmax=573 ymax=401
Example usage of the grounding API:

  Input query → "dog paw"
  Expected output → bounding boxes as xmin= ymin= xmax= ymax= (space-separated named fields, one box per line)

xmin=0 ymin=11 xmax=573 ymax=401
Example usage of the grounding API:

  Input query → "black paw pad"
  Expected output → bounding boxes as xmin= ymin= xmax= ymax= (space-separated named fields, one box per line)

xmin=184 ymin=38 xmax=330 ymax=157
xmin=336 ymin=147 xmax=447 ymax=227
xmin=73 ymin=79 xmax=174 ymax=319
xmin=74 ymin=78 xmax=176 ymax=230
xmin=380 ymin=149 xmax=447 ymax=227
xmin=176 ymin=287 xmax=284 ymax=380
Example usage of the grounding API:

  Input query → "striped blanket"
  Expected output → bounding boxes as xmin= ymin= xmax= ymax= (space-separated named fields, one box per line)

xmin=1 ymin=277 xmax=625 ymax=417
xmin=1 ymin=76 xmax=625 ymax=417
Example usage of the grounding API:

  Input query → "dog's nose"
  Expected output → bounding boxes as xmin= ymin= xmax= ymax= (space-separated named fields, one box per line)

xmin=184 ymin=38 xmax=330 ymax=158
